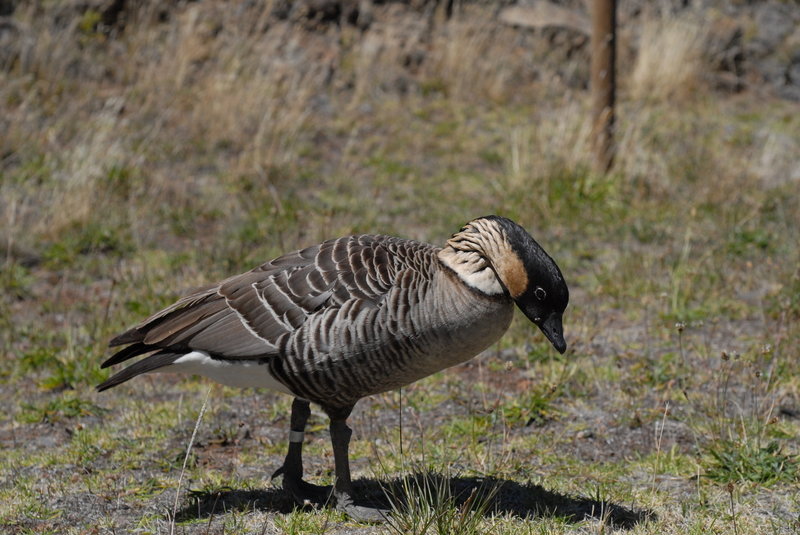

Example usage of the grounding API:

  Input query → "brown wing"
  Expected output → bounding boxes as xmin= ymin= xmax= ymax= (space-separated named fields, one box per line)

xmin=101 ymin=235 xmax=400 ymax=370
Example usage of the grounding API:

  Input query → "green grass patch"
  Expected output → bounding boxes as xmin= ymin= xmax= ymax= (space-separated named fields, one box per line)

xmin=705 ymin=440 xmax=798 ymax=485
xmin=18 ymin=394 xmax=106 ymax=424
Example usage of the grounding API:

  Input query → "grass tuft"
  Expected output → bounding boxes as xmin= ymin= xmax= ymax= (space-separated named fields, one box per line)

xmin=18 ymin=394 xmax=106 ymax=424
xmin=706 ymin=440 xmax=798 ymax=485
xmin=385 ymin=472 xmax=500 ymax=535
xmin=630 ymin=11 xmax=708 ymax=101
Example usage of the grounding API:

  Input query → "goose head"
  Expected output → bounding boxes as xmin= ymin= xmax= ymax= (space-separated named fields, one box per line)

xmin=439 ymin=215 xmax=569 ymax=354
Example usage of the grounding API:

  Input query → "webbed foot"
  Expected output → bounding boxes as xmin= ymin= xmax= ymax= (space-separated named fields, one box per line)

xmin=272 ymin=465 xmax=331 ymax=506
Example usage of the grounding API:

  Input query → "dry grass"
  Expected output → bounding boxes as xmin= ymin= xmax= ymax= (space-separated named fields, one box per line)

xmin=629 ymin=9 xmax=708 ymax=102
xmin=1 ymin=2 xmax=799 ymax=534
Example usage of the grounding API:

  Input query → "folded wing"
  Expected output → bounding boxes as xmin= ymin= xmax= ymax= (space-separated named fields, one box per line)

xmin=98 ymin=236 xmax=402 ymax=390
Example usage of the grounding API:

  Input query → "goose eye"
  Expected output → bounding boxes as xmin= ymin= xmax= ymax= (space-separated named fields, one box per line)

xmin=534 ymin=287 xmax=546 ymax=300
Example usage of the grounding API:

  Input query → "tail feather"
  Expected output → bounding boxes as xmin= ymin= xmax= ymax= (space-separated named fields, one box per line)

xmin=96 ymin=351 xmax=182 ymax=392
xmin=109 ymin=327 xmax=145 ymax=347
xmin=108 ymin=286 xmax=222 ymax=348
xmin=101 ymin=342 xmax=154 ymax=368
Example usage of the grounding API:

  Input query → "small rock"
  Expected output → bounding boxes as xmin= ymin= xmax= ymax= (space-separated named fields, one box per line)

xmin=787 ymin=56 xmax=800 ymax=86
xmin=780 ymin=406 xmax=800 ymax=419
xmin=753 ymin=1 xmax=797 ymax=54
xmin=758 ymin=57 xmax=788 ymax=86
xmin=0 ymin=0 xmax=16 ymax=16
xmin=497 ymin=4 xmax=590 ymax=36
xmin=706 ymin=15 xmax=743 ymax=79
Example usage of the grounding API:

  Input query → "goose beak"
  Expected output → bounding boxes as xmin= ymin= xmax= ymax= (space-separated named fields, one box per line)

xmin=537 ymin=313 xmax=566 ymax=354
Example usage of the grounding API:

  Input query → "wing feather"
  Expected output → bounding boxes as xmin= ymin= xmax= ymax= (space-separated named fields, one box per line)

xmin=101 ymin=235 xmax=423 ymax=390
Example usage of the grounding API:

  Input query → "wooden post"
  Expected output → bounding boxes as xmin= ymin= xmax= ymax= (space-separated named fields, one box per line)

xmin=590 ymin=0 xmax=616 ymax=173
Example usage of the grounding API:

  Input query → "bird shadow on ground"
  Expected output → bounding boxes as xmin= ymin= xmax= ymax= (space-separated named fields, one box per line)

xmin=177 ymin=472 xmax=654 ymax=529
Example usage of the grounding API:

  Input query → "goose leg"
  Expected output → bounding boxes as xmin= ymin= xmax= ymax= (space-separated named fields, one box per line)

xmin=272 ymin=398 xmax=329 ymax=505
xmin=329 ymin=416 xmax=388 ymax=522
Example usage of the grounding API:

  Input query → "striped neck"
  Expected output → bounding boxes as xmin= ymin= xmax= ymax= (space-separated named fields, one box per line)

xmin=437 ymin=246 xmax=505 ymax=296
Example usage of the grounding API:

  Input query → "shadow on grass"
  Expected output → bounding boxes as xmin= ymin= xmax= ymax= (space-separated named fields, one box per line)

xmin=178 ymin=473 xmax=654 ymax=529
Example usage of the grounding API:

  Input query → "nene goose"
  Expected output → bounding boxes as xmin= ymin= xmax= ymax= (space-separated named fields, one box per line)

xmin=98 ymin=215 xmax=569 ymax=520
